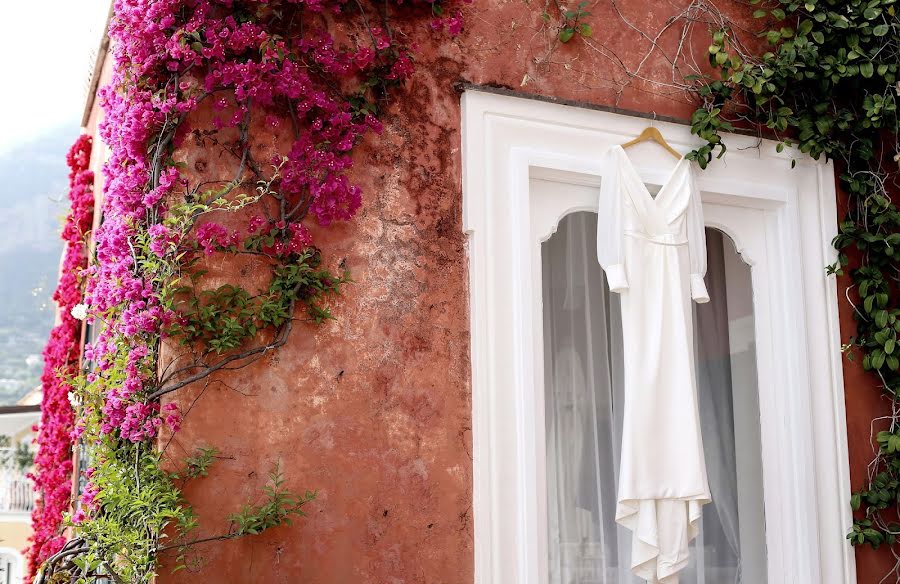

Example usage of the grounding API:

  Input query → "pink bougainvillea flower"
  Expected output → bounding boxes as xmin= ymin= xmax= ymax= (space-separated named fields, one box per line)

xmin=27 ymin=0 xmax=467 ymax=579
xmin=27 ymin=134 xmax=94 ymax=574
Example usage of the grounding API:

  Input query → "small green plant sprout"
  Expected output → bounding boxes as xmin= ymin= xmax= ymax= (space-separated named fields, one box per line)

xmin=229 ymin=463 xmax=316 ymax=536
xmin=555 ymin=1 xmax=592 ymax=43
xmin=169 ymin=447 xmax=220 ymax=481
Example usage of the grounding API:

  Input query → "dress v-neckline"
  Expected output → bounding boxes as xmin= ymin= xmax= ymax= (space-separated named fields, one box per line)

xmin=614 ymin=144 xmax=688 ymax=208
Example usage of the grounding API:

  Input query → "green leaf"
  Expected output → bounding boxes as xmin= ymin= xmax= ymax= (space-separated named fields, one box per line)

xmin=753 ymin=9 xmax=766 ymax=18
xmin=558 ymin=28 xmax=575 ymax=43
xmin=577 ymin=23 xmax=592 ymax=37
xmin=887 ymin=355 xmax=899 ymax=371
xmin=873 ymin=24 xmax=890 ymax=36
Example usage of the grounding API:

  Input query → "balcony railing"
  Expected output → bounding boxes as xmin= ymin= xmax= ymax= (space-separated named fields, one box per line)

xmin=0 ymin=472 xmax=33 ymax=514
xmin=0 ymin=448 xmax=34 ymax=515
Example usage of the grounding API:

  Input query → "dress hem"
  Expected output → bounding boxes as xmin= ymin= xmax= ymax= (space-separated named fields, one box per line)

xmin=616 ymin=495 xmax=709 ymax=584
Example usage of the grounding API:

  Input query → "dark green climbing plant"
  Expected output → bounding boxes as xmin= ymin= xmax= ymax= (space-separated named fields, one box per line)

xmin=686 ymin=0 xmax=899 ymax=564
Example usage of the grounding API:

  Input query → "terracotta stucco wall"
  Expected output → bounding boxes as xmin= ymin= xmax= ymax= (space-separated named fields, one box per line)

xmin=838 ymin=223 xmax=894 ymax=579
xmin=76 ymin=0 xmax=886 ymax=581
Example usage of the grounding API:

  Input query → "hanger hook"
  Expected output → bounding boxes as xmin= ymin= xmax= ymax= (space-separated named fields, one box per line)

xmin=651 ymin=111 xmax=657 ymax=127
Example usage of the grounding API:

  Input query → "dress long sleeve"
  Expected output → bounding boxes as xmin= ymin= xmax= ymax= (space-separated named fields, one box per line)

xmin=686 ymin=167 xmax=710 ymax=303
xmin=597 ymin=149 xmax=628 ymax=293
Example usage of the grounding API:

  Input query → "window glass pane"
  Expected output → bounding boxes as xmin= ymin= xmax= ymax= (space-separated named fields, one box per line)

xmin=542 ymin=212 xmax=767 ymax=583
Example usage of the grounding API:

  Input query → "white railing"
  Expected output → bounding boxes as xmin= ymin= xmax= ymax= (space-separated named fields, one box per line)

xmin=0 ymin=449 xmax=34 ymax=514
xmin=0 ymin=473 xmax=33 ymax=514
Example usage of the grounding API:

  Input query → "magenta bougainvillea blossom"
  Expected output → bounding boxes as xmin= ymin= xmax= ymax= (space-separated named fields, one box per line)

xmin=84 ymin=0 xmax=462 ymax=444
xmin=30 ymin=0 xmax=463 ymax=580
xmin=26 ymin=134 xmax=94 ymax=575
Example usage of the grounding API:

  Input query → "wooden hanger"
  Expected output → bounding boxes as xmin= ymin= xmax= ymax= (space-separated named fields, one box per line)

xmin=620 ymin=121 xmax=683 ymax=160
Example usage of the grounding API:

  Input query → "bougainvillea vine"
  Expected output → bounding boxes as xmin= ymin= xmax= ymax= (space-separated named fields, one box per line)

xmin=33 ymin=0 xmax=462 ymax=582
xmin=27 ymin=134 xmax=94 ymax=576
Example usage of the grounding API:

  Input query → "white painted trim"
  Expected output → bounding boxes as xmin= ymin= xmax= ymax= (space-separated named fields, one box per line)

xmin=0 ymin=545 xmax=25 ymax=584
xmin=0 ymin=512 xmax=30 ymax=523
xmin=461 ymin=89 xmax=855 ymax=584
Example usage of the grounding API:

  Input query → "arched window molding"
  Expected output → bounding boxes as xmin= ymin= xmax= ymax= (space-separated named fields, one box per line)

xmin=0 ymin=546 xmax=25 ymax=584
xmin=461 ymin=88 xmax=853 ymax=584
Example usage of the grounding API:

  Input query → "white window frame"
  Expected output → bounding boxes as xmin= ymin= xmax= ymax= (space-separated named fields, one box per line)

xmin=0 ymin=547 xmax=24 ymax=584
xmin=461 ymin=89 xmax=855 ymax=584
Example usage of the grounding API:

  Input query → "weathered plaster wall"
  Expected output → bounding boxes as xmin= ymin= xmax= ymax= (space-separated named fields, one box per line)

xmin=77 ymin=0 xmax=885 ymax=581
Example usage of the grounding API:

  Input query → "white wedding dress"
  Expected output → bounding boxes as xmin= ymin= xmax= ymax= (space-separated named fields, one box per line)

xmin=596 ymin=145 xmax=711 ymax=584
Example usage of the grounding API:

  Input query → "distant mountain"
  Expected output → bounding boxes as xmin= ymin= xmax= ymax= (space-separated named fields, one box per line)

xmin=0 ymin=127 xmax=78 ymax=405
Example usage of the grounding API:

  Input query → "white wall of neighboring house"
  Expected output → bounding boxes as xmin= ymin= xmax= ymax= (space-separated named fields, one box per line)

xmin=0 ymin=403 xmax=40 ymax=584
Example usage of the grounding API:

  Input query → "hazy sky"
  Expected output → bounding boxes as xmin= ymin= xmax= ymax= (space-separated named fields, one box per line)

xmin=0 ymin=0 xmax=111 ymax=154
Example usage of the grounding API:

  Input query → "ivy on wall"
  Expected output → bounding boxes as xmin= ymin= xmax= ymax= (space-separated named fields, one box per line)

xmin=685 ymin=0 xmax=899 ymax=572
xmin=32 ymin=0 xmax=462 ymax=582
xmin=543 ymin=0 xmax=898 ymax=572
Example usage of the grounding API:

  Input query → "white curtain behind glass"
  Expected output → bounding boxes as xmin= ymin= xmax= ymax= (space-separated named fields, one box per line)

xmin=542 ymin=212 xmax=766 ymax=584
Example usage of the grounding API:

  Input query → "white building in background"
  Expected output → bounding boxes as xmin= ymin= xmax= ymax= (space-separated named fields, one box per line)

xmin=0 ymin=399 xmax=40 ymax=584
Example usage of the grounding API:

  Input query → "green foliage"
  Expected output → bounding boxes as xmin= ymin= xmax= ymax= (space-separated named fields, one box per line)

xmin=153 ymin=463 xmax=313 ymax=569
xmin=67 ymin=442 xmax=188 ymax=583
xmin=0 ymin=435 xmax=34 ymax=472
xmin=688 ymin=0 xmax=899 ymax=562
xmin=169 ymin=284 xmax=260 ymax=353
xmin=689 ymin=0 xmax=897 ymax=168
xmin=177 ymin=446 xmax=219 ymax=481
xmin=165 ymin=249 xmax=347 ymax=353
xmin=228 ymin=464 xmax=315 ymax=536
xmin=549 ymin=0 xmax=592 ymax=43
